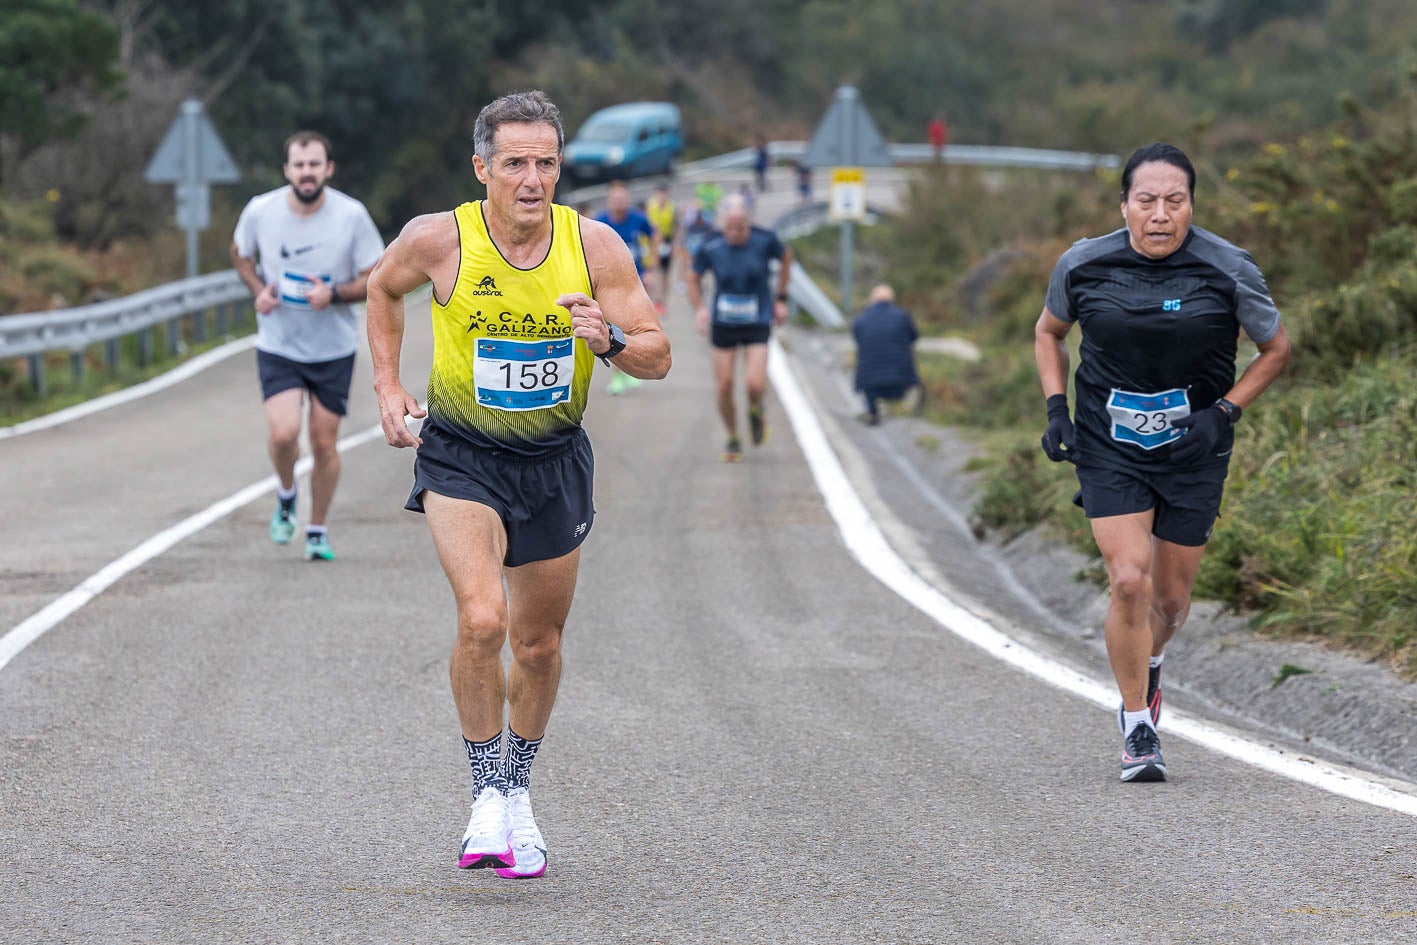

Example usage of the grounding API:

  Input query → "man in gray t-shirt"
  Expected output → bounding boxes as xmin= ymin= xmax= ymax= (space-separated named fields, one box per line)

xmin=230 ymin=130 xmax=384 ymax=562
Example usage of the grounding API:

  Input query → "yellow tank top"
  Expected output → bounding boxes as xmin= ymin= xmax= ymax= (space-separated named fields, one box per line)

xmin=427 ymin=201 xmax=595 ymax=454
xmin=646 ymin=196 xmax=676 ymax=237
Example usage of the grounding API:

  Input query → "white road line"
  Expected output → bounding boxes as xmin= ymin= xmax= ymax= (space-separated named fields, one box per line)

xmin=767 ymin=337 xmax=1417 ymax=818
xmin=0 ymin=335 xmax=257 ymax=440
xmin=0 ymin=422 xmax=386 ymax=673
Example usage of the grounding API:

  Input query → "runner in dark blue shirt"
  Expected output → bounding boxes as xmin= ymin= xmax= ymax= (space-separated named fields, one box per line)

xmin=687 ymin=194 xmax=792 ymax=461
xmin=1034 ymin=142 xmax=1291 ymax=783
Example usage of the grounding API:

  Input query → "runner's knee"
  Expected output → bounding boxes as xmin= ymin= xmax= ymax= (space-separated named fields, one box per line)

xmin=454 ymin=600 xmax=508 ymax=653
xmin=1107 ymin=563 xmax=1151 ymax=605
xmin=510 ymin=630 xmax=563 ymax=672
xmin=1150 ymin=595 xmax=1190 ymax=630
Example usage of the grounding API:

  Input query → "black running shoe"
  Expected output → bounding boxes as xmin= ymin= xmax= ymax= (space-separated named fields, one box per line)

xmin=1120 ymin=723 xmax=1167 ymax=782
xmin=1147 ymin=663 xmax=1163 ymax=727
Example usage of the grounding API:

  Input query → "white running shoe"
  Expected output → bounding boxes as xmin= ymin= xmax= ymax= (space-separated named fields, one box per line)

xmin=494 ymin=787 xmax=547 ymax=879
xmin=458 ymin=784 xmax=512 ymax=869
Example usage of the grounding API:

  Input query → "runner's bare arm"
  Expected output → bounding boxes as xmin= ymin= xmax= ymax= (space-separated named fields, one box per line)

xmin=568 ymin=218 xmax=671 ymax=380
xmin=307 ymin=264 xmax=375 ymax=309
xmin=229 ymin=243 xmax=278 ymax=314
xmin=366 ymin=213 xmax=457 ymax=447
xmin=1224 ymin=322 xmax=1291 ymax=409
xmin=1034 ymin=307 xmax=1073 ymax=399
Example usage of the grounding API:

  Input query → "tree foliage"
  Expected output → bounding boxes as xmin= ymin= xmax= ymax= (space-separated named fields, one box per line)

xmin=0 ymin=0 xmax=122 ymax=185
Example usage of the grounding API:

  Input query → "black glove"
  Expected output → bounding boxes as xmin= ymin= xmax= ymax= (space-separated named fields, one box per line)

xmin=1169 ymin=404 xmax=1232 ymax=465
xmin=1040 ymin=394 xmax=1076 ymax=462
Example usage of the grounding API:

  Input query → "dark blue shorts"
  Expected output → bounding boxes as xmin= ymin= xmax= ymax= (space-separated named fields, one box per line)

xmin=1073 ymin=460 xmax=1230 ymax=547
xmin=256 ymin=350 xmax=355 ymax=416
xmin=405 ymin=419 xmax=595 ymax=567
xmin=710 ymin=323 xmax=771 ymax=349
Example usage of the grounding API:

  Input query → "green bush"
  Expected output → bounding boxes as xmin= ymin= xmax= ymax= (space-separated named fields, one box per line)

xmin=16 ymin=246 xmax=96 ymax=305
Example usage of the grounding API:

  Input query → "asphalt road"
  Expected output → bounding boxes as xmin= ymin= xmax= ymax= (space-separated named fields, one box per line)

xmin=4 ymin=174 xmax=1417 ymax=944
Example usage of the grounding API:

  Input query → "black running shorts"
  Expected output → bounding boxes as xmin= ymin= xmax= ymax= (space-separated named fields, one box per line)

xmin=1073 ymin=460 xmax=1230 ymax=547
xmin=405 ymin=419 xmax=595 ymax=567
xmin=256 ymin=350 xmax=356 ymax=416
xmin=710 ymin=323 xmax=771 ymax=350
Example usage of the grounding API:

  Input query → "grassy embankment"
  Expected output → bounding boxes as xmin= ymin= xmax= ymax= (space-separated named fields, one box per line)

xmin=0 ymin=198 xmax=249 ymax=424
xmin=790 ymin=101 xmax=1417 ymax=674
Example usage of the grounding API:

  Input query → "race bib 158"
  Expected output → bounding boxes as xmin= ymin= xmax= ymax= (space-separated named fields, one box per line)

xmin=473 ymin=337 xmax=575 ymax=411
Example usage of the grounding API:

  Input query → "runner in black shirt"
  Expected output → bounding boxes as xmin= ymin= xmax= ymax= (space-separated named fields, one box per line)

xmin=1034 ymin=143 xmax=1291 ymax=782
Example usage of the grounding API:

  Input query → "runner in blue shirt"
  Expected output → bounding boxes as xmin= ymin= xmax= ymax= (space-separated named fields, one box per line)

xmin=596 ymin=181 xmax=659 ymax=394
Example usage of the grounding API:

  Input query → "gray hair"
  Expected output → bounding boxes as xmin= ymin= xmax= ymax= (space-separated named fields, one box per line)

xmin=472 ymin=90 xmax=564 ymax=163
xmin=718 ymin=193 xmax=751 ymax=219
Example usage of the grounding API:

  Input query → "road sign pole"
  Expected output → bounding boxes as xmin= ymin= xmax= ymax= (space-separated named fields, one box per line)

xmin=182 ymin=101 xmax=200 ymax=279
xmin=840 ymin=220 xmax=854 ymax=314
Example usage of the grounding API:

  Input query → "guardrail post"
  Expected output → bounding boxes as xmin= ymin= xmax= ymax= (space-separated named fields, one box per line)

xmin=27 ymin=355 xmax=47 ymax=397
xmin=105 ymin=338 xmax=119 ymax=372
xmin=215 ymin=302 xmax=228 ymax=337
xmin=138 ymin=327 xmax=152 ymax=367
xmin=70 ymin=350 xmax=84 ymax=387
xmin=192 ymin=306 xmax=207 ymax=344
xmin=165 ymin=316 xmax=179 ymax=356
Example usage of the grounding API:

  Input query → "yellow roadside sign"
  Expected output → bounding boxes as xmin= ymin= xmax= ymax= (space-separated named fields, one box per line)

xmin=828 ymin=166 xmax=867 ymax=221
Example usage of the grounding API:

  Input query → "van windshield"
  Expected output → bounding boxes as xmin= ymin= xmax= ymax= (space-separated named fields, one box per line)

xmin=576 ymin=121 xmax=633 ymax=144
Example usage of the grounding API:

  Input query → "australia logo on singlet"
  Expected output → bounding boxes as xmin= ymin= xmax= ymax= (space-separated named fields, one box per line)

xmin=472 ymin=275 xmax=504 ymax=297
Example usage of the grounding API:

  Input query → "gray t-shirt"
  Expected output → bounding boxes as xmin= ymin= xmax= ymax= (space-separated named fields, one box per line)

xmin=232 ymin=186 xmax=384 ymax=362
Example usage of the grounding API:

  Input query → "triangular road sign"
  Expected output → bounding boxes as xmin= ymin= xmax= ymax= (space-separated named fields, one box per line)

xmin=801 ymin=86 xmax=893 ymax=168
xmin=144 ymin=98 xmax=240 ymax=184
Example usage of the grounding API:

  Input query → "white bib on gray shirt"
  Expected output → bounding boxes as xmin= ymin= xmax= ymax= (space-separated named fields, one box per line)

xmin=232 ymin=186 xmax=384 ymax=363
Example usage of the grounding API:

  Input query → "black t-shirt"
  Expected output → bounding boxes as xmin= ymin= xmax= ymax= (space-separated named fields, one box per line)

xmin=1045 ymin=226 xmax=1281 ymax=471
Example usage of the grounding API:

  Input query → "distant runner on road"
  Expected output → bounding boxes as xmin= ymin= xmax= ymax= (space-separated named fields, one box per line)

xmin=230 ymin=130 xmax=384 ymax=562
xmin=686 ymin=194 xmax=791 ymax=462
xmin=1034 ymin=142 xmax=1290 ymax=783
xmin=366 ymin=90 xmax=670 ymax=879
xmin=595 ymin=181 xmax=660 ymax=394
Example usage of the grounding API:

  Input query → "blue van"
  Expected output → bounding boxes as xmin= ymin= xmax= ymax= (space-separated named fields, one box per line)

xmin=562 ymin=102 xmax=684 ymax=185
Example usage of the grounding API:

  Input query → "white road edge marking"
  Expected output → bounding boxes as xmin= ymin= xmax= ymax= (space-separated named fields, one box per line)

xmin=767 ymin=337 xmax=1417 ymax=818
xmin=0 ymin=421 xmax=386 ymax=673
xmin=0 ymin=335 xmax=258 ymax=440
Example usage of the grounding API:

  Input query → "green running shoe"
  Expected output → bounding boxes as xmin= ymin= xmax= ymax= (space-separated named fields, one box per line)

xmin=304 ymin=532 xmax=335 ymax=561
xmin=269 ymin=504 xmax=296 ymax=545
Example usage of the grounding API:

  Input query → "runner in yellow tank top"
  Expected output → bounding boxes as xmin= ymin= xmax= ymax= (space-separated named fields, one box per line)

xmin=645 ymin=183 xmax=677 ymax=313
xmin=366 ymin=91 xmax=670 ymax=880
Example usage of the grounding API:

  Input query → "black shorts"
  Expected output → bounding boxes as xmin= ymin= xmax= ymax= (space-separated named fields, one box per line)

xmin=657 ymin=240 xmax=673 ymax=274
xmin=405 ymin=419 xmax=595 ymax=568
xmin=1073 ymin=460 xmax=1230 ymax=547
xmin=257 ymin=350 xmax=355 ymax=416
xmin=710 ymin=323 xmax=771 ymax=349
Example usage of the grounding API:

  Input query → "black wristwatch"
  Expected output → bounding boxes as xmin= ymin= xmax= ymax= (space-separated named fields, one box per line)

xmin=1214 ymin=398 xmax=1242 ymax=424
xmin=599 ymin=323 xmax=626 ymax=366
xmin=776 ymin=292 xmax=789 ymax=303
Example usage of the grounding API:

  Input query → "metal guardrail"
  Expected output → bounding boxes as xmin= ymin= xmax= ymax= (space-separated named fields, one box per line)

xmin=1 ymin=271 xmax=252 ymax=396
xmin=786 ymin=262 xmax=845 ymax=329
xmin=690 ymin=140 xmax=1120 ymax=172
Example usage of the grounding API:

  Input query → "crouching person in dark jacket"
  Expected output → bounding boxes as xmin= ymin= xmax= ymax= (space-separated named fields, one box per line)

xmin=852 ymin=284 xmax=921 ymax=425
